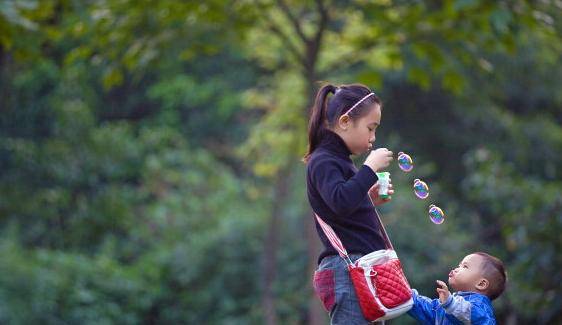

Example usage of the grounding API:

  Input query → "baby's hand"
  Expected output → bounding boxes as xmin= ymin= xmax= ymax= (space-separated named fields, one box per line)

xmin=436 ymin=280 xmax=450 ymax=304
xmin=368 ymin=179 xmax=394 ymax=206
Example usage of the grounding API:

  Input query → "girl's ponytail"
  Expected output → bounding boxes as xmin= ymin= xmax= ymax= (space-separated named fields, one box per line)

xmin=303 ymin=84 xmax=337 ymax=163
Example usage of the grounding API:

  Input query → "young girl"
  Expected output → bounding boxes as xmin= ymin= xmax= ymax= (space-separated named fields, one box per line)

xmin=305 ymin=83 xmax=393 ymax=324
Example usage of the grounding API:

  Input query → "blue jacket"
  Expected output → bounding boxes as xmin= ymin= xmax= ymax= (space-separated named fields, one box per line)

xmin=408 ymin=289 xmax=496 ymax=324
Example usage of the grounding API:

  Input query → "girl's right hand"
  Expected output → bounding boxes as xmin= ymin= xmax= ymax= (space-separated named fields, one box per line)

xmin=363 ymin=148 xmax=393 ymax=172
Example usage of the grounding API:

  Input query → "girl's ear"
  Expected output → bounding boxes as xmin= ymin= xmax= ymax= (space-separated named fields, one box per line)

xmin=475 ymin=278 xmax=489 ymax=291
xmin=338 ymin=114 xmax=351 ymax=130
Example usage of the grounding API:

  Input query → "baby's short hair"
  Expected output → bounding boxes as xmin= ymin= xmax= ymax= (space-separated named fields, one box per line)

xmin=474 ymin=252 xmax=507 ymax=300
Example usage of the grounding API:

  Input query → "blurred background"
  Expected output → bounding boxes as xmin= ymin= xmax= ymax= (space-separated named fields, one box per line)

xmin=1 ymin=0 xmax=561 ymax=324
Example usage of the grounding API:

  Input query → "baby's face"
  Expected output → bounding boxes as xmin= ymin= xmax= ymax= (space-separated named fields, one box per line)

xmin=448 ymin=254 xmax=487 ymax=292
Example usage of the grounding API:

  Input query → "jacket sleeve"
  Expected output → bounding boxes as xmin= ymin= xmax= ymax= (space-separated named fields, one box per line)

xmin=310 ymin=159 xmax=378 ymax=217
xmin=407 ymin=289 xmax=438 ymax=325
xmin=442 ymin=294 xmax=496 ymax=324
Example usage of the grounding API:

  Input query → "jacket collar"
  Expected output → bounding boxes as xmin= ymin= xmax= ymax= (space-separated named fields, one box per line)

xmin=319 ymin=130 xmax=352 ymax=160
xmin=456 ymin=291 xmax=492 ymax=303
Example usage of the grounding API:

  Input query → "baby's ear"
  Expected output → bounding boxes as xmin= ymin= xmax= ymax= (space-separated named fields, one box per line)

xmin=475 ymin=278 xmax=489 ymax=291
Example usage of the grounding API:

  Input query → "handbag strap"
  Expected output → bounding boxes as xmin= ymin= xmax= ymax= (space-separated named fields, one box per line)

xmin=314 ymin=195 xmax=395 ymax=266
xmin=368 ymin=196 xmax=394 ymax=251
xmin=314 ymin=213 xmax=354 ymax=266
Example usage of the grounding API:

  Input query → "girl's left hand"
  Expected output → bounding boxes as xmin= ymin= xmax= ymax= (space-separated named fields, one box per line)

xmin=368 ymin=180 xmax=394 ymax=206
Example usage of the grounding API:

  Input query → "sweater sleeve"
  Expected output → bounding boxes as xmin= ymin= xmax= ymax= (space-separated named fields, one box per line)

xmin=311 ymin=158 xmax=378 ymax=217
xmin=442 ymin=296 xmax=496 ymax=325
xmin=442 ymin=294 xmax=496 ymax=324
xmin=442 ymin=294 xmax=472 ymax=323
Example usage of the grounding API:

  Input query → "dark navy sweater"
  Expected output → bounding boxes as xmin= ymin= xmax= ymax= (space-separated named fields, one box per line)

xmin=306 ymin=130 xmax=386 ymax=264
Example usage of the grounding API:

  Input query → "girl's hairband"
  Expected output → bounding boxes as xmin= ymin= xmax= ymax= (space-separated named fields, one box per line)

xmin=342 ymin=92 xmax=375 ymax=116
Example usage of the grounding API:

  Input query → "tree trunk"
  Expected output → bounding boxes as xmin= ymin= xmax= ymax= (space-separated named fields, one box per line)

xmin=261 ymin=2 xmax=329 ymax=323
xmin=504 ymin=295 xmax=518 ymax=325
xmin=304 ymin=65 xmax=326 ymax=325
xmin=0 ymin=47 xmax=11 ymax=111
xmin=262 ymin=169 xmax=290 ymax=325
xmin=306 ymin=211 xmax=327 ymax=325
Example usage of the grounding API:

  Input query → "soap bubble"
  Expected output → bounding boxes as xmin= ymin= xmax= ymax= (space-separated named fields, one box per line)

xmin=397 ymin=152 xmax=413 ymax=172
xmin=428 ymin=204 xmax=445 ymax=224
xmin=413 ymin=178 xmax=429 ymax=199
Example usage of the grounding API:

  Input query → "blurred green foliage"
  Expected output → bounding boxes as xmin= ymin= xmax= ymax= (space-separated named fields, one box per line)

xmin=1 ymin=0 xmax=560 ymax=324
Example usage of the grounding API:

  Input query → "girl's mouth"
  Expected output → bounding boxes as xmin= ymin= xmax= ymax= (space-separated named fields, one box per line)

xmin=448 ymin=271 xmax=454 ymax=278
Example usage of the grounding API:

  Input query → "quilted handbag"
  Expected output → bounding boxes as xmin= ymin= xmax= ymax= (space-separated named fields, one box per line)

xmin=314 ymin=206 xmax=413 ymax=322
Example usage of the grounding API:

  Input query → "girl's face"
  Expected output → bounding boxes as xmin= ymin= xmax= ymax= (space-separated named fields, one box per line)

xmin=337 ymin=104 xmax=381 ymax=155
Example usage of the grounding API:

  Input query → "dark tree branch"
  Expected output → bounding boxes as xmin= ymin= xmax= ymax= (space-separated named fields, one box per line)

xmin=255 ymin=1 xmax=306 ymax=67
xmin=319 ymin=47 xmax=370 ymax=76
xmin=302 ymin=0 xmax=330 ymax=98
xmin=276 ymin=0 xmax=309 ymax=43
xmin=267 ymin=23 xmax=306 ymax=64
xmin=313 ymin=0 xmax=328 ymax=48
